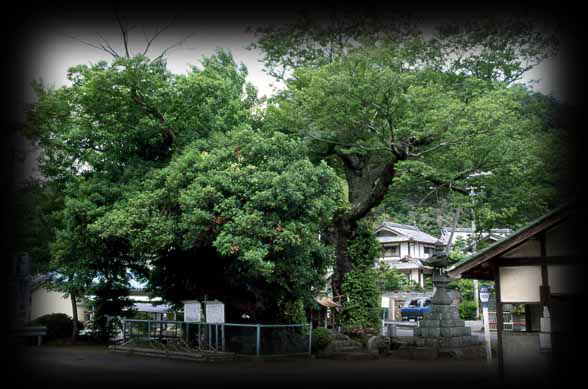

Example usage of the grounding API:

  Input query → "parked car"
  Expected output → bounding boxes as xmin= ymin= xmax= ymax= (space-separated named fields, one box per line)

xmin=400 ymin=298 xmax=431 ymax=321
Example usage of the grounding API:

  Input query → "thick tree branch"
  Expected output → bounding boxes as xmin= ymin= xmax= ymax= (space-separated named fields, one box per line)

xmin=115 ymin=12 xmax=131 ymax=58
xmin=131 ymin=91 xmax=176 ymax=144
xmin=142 ymin=18 xmax=176 ymax=57
xmin=349 ymin=157 xmax=398 ymax=221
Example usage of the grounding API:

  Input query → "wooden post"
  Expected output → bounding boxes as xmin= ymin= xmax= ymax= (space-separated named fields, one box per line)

xmin=480 ymin=286 xmax=492 ymax=363
xmin=308 ymin=322 xmax=313 ymax=357
xmin=539 ymin=232 xmax=552 ymax=350
xmin=494 ymin=264 xmax=505 ymax=382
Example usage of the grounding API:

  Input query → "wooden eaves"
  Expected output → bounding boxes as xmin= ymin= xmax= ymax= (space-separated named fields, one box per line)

xmin=447 ymin=202 xmax=577 ymax=281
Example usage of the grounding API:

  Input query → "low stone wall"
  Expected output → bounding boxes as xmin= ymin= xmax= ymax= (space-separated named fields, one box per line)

xmin=387 ymin=344 xmax=485 ymax=361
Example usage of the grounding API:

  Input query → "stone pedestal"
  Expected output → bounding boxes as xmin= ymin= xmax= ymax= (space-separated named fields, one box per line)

xmin=400 ymin=269 xmax=483 ymax=360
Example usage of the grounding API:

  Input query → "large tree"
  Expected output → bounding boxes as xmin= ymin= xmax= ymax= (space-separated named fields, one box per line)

xmin=22 ymin=50 xmax=253 ymax=317
xmin=23 ymin=48 xmax=343 ymax=324
xmin=91 ymin=128 xmax=341 ymax=321
xmin=256 ymin=13 xmax=564 ymax=315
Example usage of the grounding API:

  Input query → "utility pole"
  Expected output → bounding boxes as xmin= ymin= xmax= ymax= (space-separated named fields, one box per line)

xmin=471 ymin=201 xmax=480 ymax=320
xmin=479 ymin=285 xmax=492 ymax=362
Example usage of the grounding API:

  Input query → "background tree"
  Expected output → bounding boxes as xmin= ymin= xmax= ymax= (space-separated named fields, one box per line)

xmin=264 ymin=46 xmax=553 ymax=309
xmin=92 ymin=128 xmax=342 ymax=322
xmin=21 ymin=49 xmax=267 ymax=329
xmin=255 ymin=12 xmax=564 ymax=327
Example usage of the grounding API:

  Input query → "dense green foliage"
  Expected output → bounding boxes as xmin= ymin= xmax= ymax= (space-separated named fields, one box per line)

xmin=19 ymin=13 xmax=572 ymax=331
xmin=377 ymin=262 xmax=426 ymax=292
xmin=93 ymin=128 xmax=341 ymax=321
xmin=458 ymin=300 xmax=478 ymax=321
xmin=30 ymin=313 xmax=84 ymax=341
xmin=311 ymin=327 xmax=334 ymax=353
xmin=22 ymin=49 xmax=342 ymax=323
xmin=88 ymin=279 xmax=136 ymax=341
xmin=339 ymin=224 xmax=381 ymax=331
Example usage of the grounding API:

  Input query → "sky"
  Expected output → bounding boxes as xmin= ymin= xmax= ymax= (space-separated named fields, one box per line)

xmin=17 ymin=7 xmax=578 ymax=108
xmin=23 ymin=22 xmax=277 ymax=102
xmin=18 ymin=8 xmax=295 ymax=110
xmin=11 ymin=6 xmax=580 ymax=184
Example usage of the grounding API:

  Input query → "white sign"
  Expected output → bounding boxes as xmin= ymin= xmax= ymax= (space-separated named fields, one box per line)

xmin=183 ymin=301 xmax=202 ymax=322
xmin=479 ymin=286 xmax=491 ymax=303
xmin=499 ymin=266 xmax=542 ymax=303
xmin=205 ymin=301 xmax=225 ymax=323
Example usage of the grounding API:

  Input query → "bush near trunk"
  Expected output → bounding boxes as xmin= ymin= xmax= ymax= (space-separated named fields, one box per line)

xmin=30 ymin=313 xmax=84 ymax=340
xmin=311 ymin=327 xmax=334 ymax=353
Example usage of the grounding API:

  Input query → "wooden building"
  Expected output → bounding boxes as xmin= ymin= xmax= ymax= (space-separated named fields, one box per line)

xmin=375 ymin=222 xmax=441 ymax=288
xmin=447 ymin=202 xmax=583 ymax=382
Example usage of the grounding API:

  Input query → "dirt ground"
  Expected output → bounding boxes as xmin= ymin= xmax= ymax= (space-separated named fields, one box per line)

xmin=11 ymin=344 xmax=506 ymax=388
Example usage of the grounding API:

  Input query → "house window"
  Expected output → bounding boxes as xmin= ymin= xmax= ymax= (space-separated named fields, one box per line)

xmin=424 ymin=246 xmax=434 ymax=256
xmin=383 ymin=245 xmax=399 ymax=257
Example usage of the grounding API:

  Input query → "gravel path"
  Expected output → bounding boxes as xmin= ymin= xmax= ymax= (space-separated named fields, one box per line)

xmin=12 ymin=344 xmax=500 ymax=388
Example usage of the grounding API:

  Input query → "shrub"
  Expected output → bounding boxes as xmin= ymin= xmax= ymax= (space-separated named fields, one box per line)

xmin=30 ymin=313 xmax=84 ymax=340
xmin=311 ymin=327 xmax=334 ymax=353
xmin=458 ymin=300 xmax=478 ymax=320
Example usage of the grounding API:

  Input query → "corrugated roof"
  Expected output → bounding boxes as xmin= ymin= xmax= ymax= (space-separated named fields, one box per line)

xmin=134 ymin=303 xmax=172 ymax=313
xmin=439 ymin=227 xmax=512 ymax=244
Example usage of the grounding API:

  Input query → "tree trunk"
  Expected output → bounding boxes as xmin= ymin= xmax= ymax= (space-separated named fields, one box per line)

xmin=328 ymin=215 xmax=357 ymax=302
xmin=71 ymin=293 xmax=79 ymax=344
xmin=330 ymin=153 xmax=398 ymax=297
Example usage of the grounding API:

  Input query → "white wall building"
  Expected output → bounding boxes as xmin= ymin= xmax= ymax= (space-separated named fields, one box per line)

xmin=375 ymin=222 xmax=443 ymax=288
xmin=440 ymin=227 xmax=512 ymax=253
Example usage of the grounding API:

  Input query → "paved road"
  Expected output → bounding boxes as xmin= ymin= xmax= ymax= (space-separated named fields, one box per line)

xmin=12 ymin=345 xmax=500 ymax=388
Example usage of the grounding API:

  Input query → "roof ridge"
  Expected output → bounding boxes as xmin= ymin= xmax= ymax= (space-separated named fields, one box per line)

xmin=382 ymin=222 xmax=420 ymax=231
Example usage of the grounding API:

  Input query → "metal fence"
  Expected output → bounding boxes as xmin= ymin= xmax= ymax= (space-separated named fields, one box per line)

xmin=122 ymin=320 xmax=311 ymax=356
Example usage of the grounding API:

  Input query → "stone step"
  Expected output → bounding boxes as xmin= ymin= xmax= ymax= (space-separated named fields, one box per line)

xmin=322 ymin=352 xmax=379 ymax=361
xmin=337 ymin=346 xmax=363 ymax=352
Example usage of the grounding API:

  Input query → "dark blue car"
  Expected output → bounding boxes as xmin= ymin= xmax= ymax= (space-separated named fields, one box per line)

xmin=400 ymin=298 xmax=431 ymax=321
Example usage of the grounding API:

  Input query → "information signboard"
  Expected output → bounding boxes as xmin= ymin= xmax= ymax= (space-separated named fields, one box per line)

xmin=205 ymin=301 xmax=225 ymax=323
xmin=183 ymin=300 xmax=202 ymax=322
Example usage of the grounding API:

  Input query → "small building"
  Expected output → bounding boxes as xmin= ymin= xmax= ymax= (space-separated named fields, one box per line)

xmin=30 ymin=275 xmax=90 ymax=323
xmin=375 ymin=222 xmax=442 ymax=288
xmin=30 ymin=278 xmax=168 ymax=325
xmin=447 ymin=202 xmax=582 ymax=382
xmin=132 ymin=302 xmax=174 ymax=321
xmin=440 ymin=227 xmax=512 ymax=253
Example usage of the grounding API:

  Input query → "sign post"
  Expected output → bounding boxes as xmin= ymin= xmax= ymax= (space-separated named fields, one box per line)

xmin=479 ymin=285 xmax=492 ymax=363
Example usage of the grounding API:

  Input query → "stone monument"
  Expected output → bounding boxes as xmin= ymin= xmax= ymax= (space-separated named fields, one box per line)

xmin=397 ymin=245 xmax=484 ymax=360
xmin=11 ymin=254 xmax=32 ymax=328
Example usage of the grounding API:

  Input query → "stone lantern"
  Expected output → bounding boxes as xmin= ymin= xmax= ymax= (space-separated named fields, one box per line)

xmin=398 ymin=244 xmax=484 ymax=360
